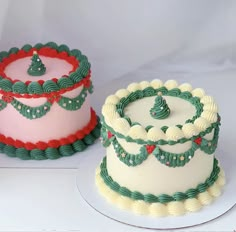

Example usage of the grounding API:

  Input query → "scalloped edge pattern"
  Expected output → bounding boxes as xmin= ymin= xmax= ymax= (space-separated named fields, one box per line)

xmin=102 ymin=80 xmax=220 ymax=143
xmin=0 ymin=42 xmax=90 ymax=96
xmin=95 ymin=161 xmax=225 ymax=217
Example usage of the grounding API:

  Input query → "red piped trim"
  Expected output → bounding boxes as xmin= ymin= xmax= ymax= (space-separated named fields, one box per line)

xmin=0 ymin=108 xmax=97 ymax=150
xmin=0 ymin=47 xmax=92 ymax=98
xmin=0 ymin=47 xmax=79 ymax=79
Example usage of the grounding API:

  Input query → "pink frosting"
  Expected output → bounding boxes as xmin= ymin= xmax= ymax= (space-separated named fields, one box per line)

xmin=0 ymin=56 xmax=92 ymax=144
xmin=4 ymin=56 xmax=73 ymax=81
xmin=0 ymin=86 xmax=91 ymax=143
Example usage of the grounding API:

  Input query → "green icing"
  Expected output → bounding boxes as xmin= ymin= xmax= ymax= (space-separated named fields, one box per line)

xmin=0 ymin=100 xmax=7 ymax=110
xmin=9 ymin=47 xmax=19 ymax=54
xmin=58 ymin=44 xmax=70 ymax=53
xmin=11 ymin=99 xmax=52 ymax=120
xmin=57 ymin=77 xmax=74 ymax=88
xmin=34 ymin=43 xmax=44 ymax=50
xmin=0 ymin=42 xmax=91 ymax=95
xmin=0 ymin=51 xmax=8 ymax=61
xmin=27 ymin=82 xmax=44 ymax=94
xmin=12 ymin=81 xmax=28 ymax=93
xmin=27 ymin=51 xmax=46 ymax=76
xmin=43 ymin=80 xmax=60 ymax=92
xmin=58 ymin=87 xmax=87 ymax=111
xmin=0 ymin=85 xmax=92 ymax=120
xmin=15 ymin=148 xmax=30 ymax=160
xmin=103 ymin=86 xmax=220 ymax=146
xmin=1 ymin=117 xmax=100 ymax=160
xmin=21 ymin=44 xmax=33 ymax=52
xmin=0 ymin=79 xmax=13 ymax=92
xmin=150 ymin=96 xmax=170 ymax=119
xmin=45 ymin=42 xmax=58 ymax=49
xmin=99 ymin=157 xmax=221 ymax=203
xmin=101 ymin=122 xmax=220 ymax=167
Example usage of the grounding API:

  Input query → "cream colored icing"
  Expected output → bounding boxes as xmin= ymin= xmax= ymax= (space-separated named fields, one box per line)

xmin=124 ymin=96 xmax=196 ymax=129
xmin=4 ymin=56 xmax=73 ymax=81
xmin=107 ymin=144 xmax=213 ymax=195
xmin=102 ymin=80 xmax=219 ymax=141
xmin=96 ymin=164 xmax=225 ymax=217
xmin=101 ymin=80 xmax=221 ymax=207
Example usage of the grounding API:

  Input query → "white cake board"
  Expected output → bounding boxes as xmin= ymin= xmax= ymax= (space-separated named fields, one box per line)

xmin=76 ymin=145 xmax=236 ymax=230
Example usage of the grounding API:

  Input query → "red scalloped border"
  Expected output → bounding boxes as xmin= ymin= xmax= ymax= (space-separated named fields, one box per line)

xmin=0 ymin=47 xmax=92 ymax=98
xmin=0 ymin=47 xmax=78 ymax=80
xmin=0 ymin=108 xmax=98 ymax=150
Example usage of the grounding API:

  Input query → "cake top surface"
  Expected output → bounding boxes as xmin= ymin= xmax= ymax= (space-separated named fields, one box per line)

xmin=102 ymin=80 xmax=220 ymax=143
xmin=0 ymin=42 xmax=91 ymax=97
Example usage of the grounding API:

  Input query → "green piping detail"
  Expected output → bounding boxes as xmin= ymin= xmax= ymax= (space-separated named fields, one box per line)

xmin=101 ymin=117 xmax=220 ymax=145
xmin=0 ymin=100 xmax=7 ymax=110
xmin=99 ymin=157 xmax=220 ymax=203
xmin=1 ymin=85 xmax=92 ymax=119
xmin=58 ymin=86 xmax=89 ymax=111
xmin=101 ymin=123 xmax=219 ymax=167
xmin=0 ymin=117 xmax=101 ymax=160
xmin=0 ymin=42 xmax=91 ymax=95
xmin=115 ymin=86 xmax=203 ymax=130
xmin=11 ymin=99 xmax=52 ymax=120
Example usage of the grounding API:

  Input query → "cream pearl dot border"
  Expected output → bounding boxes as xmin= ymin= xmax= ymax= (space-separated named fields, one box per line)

xmin=95 ymin=166 xmax=225 ymax=217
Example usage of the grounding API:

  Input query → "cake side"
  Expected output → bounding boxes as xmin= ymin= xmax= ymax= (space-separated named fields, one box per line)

xmin=0 ymin=42 xmax=100 ymax=160
xmin=97 ymin=79 xmax=223 ymax=216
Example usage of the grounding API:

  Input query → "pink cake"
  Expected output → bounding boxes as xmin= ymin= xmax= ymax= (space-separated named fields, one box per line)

xmin=0 ymin=42 xmax=100 ymax=160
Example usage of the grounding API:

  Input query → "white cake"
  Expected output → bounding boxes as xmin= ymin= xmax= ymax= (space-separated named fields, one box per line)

xmin=96 ymin=80 xmax=225 ymax=216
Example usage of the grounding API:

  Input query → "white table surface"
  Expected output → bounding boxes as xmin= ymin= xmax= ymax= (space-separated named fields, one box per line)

xmin=0 ymin=69 xmax=235 ymax=232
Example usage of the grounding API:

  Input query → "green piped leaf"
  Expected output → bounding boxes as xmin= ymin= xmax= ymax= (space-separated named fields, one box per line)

xmin=43 ymin=80 xmax=60 ymax=92
xmin=12 ymin=81 xmax=28 ymax=93
xmin=58 ymin=88 xmax=88 ymax=111
xmin=0 ymin=79 xmax=13 ymax=92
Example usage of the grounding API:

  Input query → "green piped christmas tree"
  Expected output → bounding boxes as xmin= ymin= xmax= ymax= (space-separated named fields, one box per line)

xmin=150 ymin=96 xmax=170 ymax=119
xmin=27 ymin=51 xmax=46 ymax=76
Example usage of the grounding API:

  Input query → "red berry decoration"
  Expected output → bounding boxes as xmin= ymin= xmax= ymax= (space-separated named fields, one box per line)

xmin=2 ymin=94 xmax=14 ymax=103
xmin=146 ymin=145 xmax=156 ymax=154
xmin=107 ymin=131 xmax=113 ymax=139
xmin=194 ymin=137 xmax=202 ymax=145
xmin=47 ymin=94 xmax=61 ymax=104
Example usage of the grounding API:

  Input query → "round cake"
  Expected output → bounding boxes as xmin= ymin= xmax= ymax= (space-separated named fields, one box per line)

xmin=96 ymin=80 xmax=225 ymax=217
xmin=0 ymin=42 xmax=100 ymax=160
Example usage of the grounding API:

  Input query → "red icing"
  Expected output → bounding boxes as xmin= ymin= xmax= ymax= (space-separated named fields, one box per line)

xmin=2 ymin=94 xmax=14 ymax=103
xmin=0 ymin=108 xmax=97 ymax=150
xmin=194 ymin=137 xmax=202 ymax=145
xmin=107 ymin=131 xmax=113 ymax=139
xmin=47 ymin=94 xmax=61 ymax=104
xmin=146 ymin=145 xmax=156 ymax=154
xmin=0 ymin=47 xmax=89 ymax=97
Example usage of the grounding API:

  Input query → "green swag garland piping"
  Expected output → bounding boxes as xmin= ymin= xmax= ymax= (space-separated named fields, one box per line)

xmin=101 ymin=122 xmax=219 ymax=167
xmin=101 ymin=86 xmax=221 ymax=167
xmin=0 ymin=42 xmax=91 ymax=95
xmin=0 ymin=85 xmax=93 ymax=120
xmin=99 ymin=157 xmax=221 ymax=203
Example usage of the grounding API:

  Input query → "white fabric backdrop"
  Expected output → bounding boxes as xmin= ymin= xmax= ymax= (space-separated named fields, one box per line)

xmin=1 ymin=0 xmax=236 ymax=88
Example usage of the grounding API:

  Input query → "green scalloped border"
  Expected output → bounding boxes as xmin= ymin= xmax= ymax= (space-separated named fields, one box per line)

xmin=101 ymin=115 xmax=220 ymax=145
xmin=0 ymin=117 xmax=101 ymax=160
xmin=101 ymin=86 xmax=221 ymax=144
xmin=0 ymin=42 xmax=90 ymax=95
xmin=99 ymin=156 xmax=220 ymax=203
